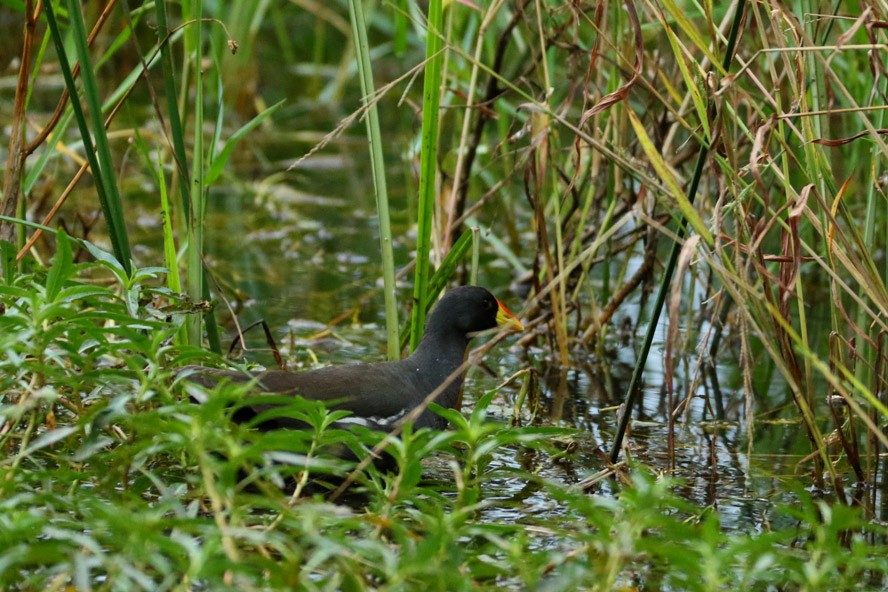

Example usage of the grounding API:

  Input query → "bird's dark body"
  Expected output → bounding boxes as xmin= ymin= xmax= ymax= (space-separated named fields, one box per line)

xmin=181 ymin=286 xmax=518 ymax=434
xmin=182 ymin=344 xmax=466 ymax=431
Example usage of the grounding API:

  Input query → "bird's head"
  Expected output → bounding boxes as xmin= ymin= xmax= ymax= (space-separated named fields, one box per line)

xmin=426 ymin=285 xmax=524 ymax=339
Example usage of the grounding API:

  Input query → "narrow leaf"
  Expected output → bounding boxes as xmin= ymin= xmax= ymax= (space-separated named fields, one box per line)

xmin=627 ymin=109 xmax=713 ymax=245
xmin=426 ymin=228 xmax=473 ymax=304
xmin=664 ymin=24 xmax=710 ymax=140
xmin=46 ymin=231 xmax=74 ymax=301
xmin=19 ymin=426 xmax=78 ymax=457
xmin=205 ymin=100 xmax=285 ymax=185
xmin=82 ymin=240 xmax=126 ymax=273
xmin=429 ymin=402 xmax=468 ymax=430
xmin=0 ymin=240 xmax=15 ymax=284
xmin=660 ymin=0 xmax=723 ymax=73
xmin=410 ymin=0 xmax=445 ymax=351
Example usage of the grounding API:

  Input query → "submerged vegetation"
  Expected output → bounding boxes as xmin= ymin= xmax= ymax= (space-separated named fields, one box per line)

xmin=1 ymin=0 xmax=887 ymax=589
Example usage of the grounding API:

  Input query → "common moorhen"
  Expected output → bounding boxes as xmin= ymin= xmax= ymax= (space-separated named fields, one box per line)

xmin=180 ymin=286 xmax=524 ymax=433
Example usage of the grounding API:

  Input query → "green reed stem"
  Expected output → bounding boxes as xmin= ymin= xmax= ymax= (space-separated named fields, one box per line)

xmin=611 ymin=0 xmax=747 ymax=463
xmin=470 ymin=226 xmax=480 ymax=285
xmin=348 ymin=0 xmax=400 ymax=360
xmin=156 ymin=154 xmax=188 ymax=346
xmin=156 ymin=161 xmax=180 ymax=294
xmin=153 ymin=0 xmax=191 ymax=216
xmin=186 ymin=0 xmax=205 ymax=347
xmin=393 ymin=0 xmax=408 ymax=57
xmin=46 ymin=0 xmax=132 ymax=274
xmin=410 ymin=0 xmax=444 ymax=351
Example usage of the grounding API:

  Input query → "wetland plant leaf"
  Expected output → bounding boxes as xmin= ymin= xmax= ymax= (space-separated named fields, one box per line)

xmin=664 ymin=24 xmax=709 ymax=141
xmin=628 ymin=109 xmax=713 ymax=245
xmin=82 ymin=239 xmax=130 ymax=287
xmin=46 ymin=231 xmax=74 ymax=301
xmin=429 ymin=402 xmax=469 ymax=431
xmin=425 ymin=228 xmax=473 ymax=305
xmin=20 ymin=425 xmax=78 ymax=457
xmin=0 ymin=240 xmax=15 ymax=284
xmin=399 ymin=229 xmax=474 ymax=350
xmin=205 ymin=99 xmax=285 ymax=185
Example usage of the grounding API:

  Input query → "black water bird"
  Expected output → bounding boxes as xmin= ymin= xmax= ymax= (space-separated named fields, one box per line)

xmin=179 ymin=286 xmax=524 ymax=433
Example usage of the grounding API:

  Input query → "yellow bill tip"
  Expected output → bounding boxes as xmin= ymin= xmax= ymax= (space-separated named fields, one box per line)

xmin=495 ymin=298 xmax=524 ymax=332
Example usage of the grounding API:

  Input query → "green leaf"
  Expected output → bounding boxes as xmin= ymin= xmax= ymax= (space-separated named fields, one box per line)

xmin=627 ymin=109 xmax=713 ymax=246
xmin=400 ymin=229 xmax=475 ymax=350
xmin=46 ymin=231 xmax=74 ymax=301
xmin=664 ymin=24 xmax=709 ymax=141
xmin=46 ymin=0 xmax=132 ymax=272
xmin=0 ymin=284 xmax=32 ymax=299
xmin=409 ymin=0 xmax=445 ymax=352
xmin=660 ymin=0 xmax=723 ymax=74
xmin=204 ymin=99 xmax=285 ymax=185
xmin=81 ymin=240 xmax=129 ymax=286
xmin=430 ymin=402 xmax=468 ymax=430
xmin=19 ymin=426 xmax=78 ymax=457
xmin=0 ymin=240 xmax=16 ymax=284
xmin=426 ymin=228 xmax=474 ymax=305
xmin=468 ymin=390 xmax=497 ymax=421
xmin=57 ymin=284 xmax=114 ymax=303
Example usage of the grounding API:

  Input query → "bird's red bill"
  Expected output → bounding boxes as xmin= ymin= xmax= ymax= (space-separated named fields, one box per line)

xmin=495 ymin=298 xmax=524 ymax=331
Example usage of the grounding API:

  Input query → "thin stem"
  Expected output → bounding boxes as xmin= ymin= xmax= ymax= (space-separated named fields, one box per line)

xmin=348 ymin=0 xmax=400 ymax=360
xmin=611 ymin=0 xmax=748 ymax=463
xmin=410 ymin=0 xmax=444 ymax=351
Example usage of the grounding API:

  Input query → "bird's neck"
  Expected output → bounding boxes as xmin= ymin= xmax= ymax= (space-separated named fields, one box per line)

xmin=407 ymin=327 xmax=470 ymax=407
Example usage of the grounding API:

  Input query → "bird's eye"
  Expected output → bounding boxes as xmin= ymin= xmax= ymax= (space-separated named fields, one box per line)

xmin=486 ymin=299 xmax=496 ymax=309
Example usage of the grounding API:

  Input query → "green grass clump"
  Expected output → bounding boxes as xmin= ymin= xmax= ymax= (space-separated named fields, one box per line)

xmin=0 ymin=255 xmax=885 ymax=590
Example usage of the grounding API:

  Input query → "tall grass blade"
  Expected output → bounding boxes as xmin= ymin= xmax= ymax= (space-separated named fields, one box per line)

xmin=426 ymin=227 xmax=474 ymax=306
xmin=663 ymin=25 xmax=710 ymax=142
xmin=44 ymin=0 xmax=132 ymax=274
xmin=660 ymin=0 xmax=723 ymax=72
xmin=205 ymin=100 xmax=285 ymax=185
xmin=627 ymin=110 xmax=712 ymax=245
xmin=66 ymin=0 xmax=132 ymax=272
xmin=153 ymin=0 xmax=192 ymax=214
xmin=156 ymin=159 xmax=181 ymax=294
xmin=400 ymin=228 xmax=474 ymax=350
xmin=409 ymin=0 xmax=444 ymax=351
xmin=186 ymin=0 xmax=205 ymax=347
xmin=393 ymin=0 xmax=408 ymax=57
xmin=202 ymin=273 xmax=221 ymax=353
xmin=348 ymin=0 xmax=400 ymax=359
xmin=470 ymin=226 xmax=479 ymax=285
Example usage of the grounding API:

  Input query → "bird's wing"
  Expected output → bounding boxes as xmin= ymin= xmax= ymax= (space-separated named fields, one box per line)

xmin=180 ymin=362 xmax=422 ymax=423
xmin=259 ymin=362 xmax=421 ymax=418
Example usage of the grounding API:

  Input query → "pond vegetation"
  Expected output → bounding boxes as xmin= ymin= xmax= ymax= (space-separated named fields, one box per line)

xmin=1 ymin=0 xmax=887 ymax=589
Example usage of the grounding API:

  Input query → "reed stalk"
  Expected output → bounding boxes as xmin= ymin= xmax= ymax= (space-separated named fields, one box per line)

xmin=409 ymin=0 xmax=444 ymax=351
xmin=348 ymin=0 xmax=400 ymax=360
xmin=185 ymin=0 xmax=205 ymax=347
xmin=45 ymin=0 xmax=132 ymax=274
xmin=153 ymin=0 xmax=192 ymax=216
